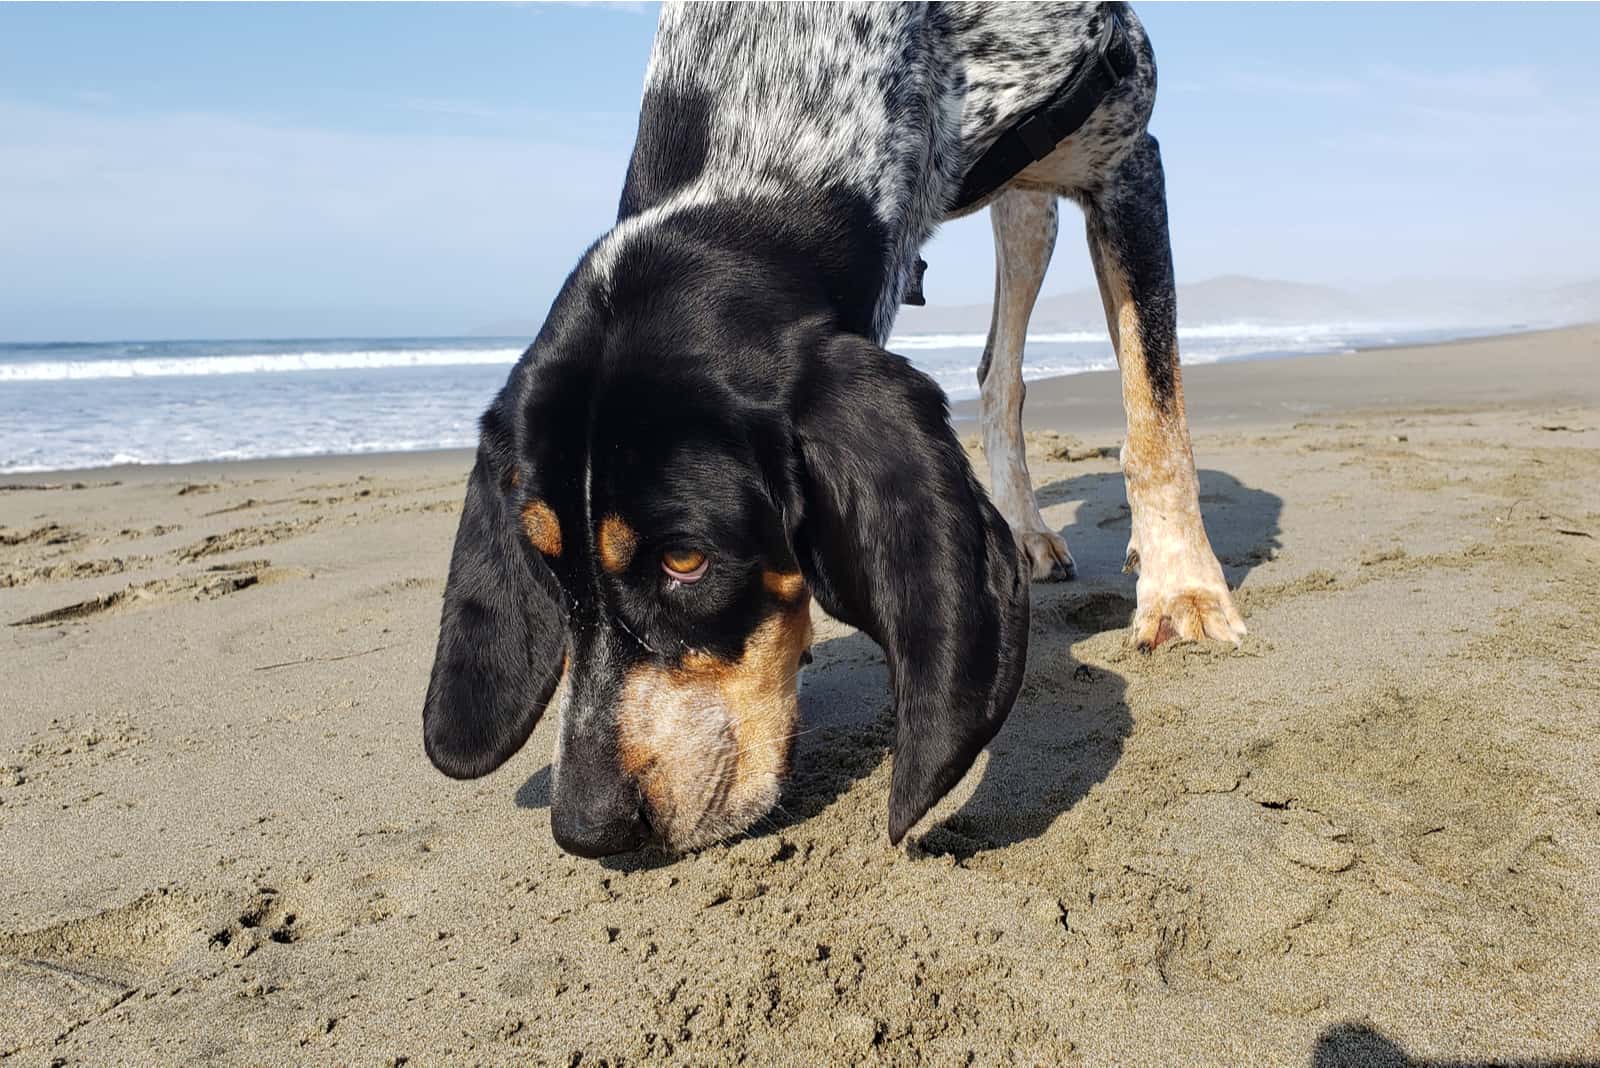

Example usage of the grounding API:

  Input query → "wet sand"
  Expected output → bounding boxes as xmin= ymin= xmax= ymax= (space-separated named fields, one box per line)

xmin=3 ymin=325 xmax=1599 ymax=1064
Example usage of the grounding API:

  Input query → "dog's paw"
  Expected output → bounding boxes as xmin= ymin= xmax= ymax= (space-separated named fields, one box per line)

xmin=1132 ymin=586 xmax=1245 ymax=650
xmin=1018 ymin=529 xmax=1076 ymax=583
xmin=1131 ymin=553 xmax=1245 ymax=650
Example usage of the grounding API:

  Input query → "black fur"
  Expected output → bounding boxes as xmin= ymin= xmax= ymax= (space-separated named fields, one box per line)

xmin=617 ymin=85 xmax=713 ymax=220
xmin=422 ymin=392 xmax=567 ymax=781
xmin=1088 ymin=134 xmax=1180 ymax=413
xmin=790 ymin=334 xmax=1029 ymax=844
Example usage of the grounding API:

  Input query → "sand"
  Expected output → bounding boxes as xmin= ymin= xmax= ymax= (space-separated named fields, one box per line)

xmin=3 ymin=326 xmax=1599 ymax=1065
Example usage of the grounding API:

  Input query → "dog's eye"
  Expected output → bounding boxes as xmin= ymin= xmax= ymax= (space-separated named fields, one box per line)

xmin=661 ymin=549 xmax=709 ymax=583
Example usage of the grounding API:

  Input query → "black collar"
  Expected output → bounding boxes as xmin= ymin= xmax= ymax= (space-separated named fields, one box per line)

xmin=950 ymin=7 xmax=1138 ymax=215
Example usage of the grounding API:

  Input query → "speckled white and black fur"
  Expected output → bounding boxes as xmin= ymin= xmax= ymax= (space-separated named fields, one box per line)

xmin=593 ymin=1 xmax=1156 ymax=343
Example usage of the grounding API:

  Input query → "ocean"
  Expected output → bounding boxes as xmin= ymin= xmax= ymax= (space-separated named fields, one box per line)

xmin=0 ymin=322 xmax=1522 ymax=473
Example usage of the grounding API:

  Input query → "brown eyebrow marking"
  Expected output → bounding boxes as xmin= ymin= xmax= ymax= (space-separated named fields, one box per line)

xmin=520 ymin=499 xmax=561 ymax=557
xmin=598 ymin=514 xmax=637 ymax=574
xmin=762 ymin=570 xmax=806 ymax=603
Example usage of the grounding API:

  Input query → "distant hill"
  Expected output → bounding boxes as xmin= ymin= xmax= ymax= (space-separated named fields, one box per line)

xmin=471 ymin=274 xmax=1599 ymax=338
xmin=892 ymin=274 xmax=1370 ymax=334
xmin=893 ymin=274 xmax=1600 ymax=335
xmin=1352 ymin=277 xmax=1600 ymax=327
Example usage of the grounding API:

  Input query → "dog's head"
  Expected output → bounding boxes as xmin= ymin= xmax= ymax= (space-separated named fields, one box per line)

xmin=423 ymin=224 xmax=1028 ymax=857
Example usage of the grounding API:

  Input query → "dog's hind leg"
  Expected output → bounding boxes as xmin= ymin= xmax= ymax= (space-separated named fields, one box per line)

xmin=1083 ymin=135 xmax=1245 ymax=648
xmin=979 ymin=187 xmax=1075 ymax=582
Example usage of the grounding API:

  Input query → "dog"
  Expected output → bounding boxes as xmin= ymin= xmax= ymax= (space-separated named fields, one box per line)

xmin=423 ymin=1 xmax=1244 ymax=859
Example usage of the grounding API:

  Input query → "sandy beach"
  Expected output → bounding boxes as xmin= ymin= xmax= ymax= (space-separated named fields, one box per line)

xmin=3 ymin=325 xmax=1599 ymax=1064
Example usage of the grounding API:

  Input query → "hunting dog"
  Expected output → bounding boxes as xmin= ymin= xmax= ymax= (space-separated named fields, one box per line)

xmin=424 ymin=2 xmax=1244 ymax=858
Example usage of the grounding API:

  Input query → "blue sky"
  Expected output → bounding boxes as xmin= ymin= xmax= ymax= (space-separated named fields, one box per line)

xmin=2 ymin=2 xmax=1597 ymax=342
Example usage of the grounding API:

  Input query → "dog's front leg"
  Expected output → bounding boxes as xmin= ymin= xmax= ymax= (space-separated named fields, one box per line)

xmin=1084 ymin=135 xmax=1245 ymax=648
xmin=979 ymin=188 xmax=1075 ymax=582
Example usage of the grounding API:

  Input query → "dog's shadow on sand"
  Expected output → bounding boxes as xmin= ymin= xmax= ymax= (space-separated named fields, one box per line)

xmin=1035 ymin=467 xmax=1285 ymax=587
xmin=1310 ymin=1022 xmax=1600 ymax=1068
xmin=769 ymin=467 xmax=1284 ymax=856
xmin=516 ymin=467 xmax=1282 ymax=864
xmin=921 ymin=466 xmax=1283 ymax=856
xmin=514 ymin=765 xmax=552 ymax=810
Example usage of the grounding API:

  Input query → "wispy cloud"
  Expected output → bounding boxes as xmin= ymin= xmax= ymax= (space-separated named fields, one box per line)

xmin=563 ymin=1 xmax=656 ymax=13
xmin=394 ymin=95 xmax=632 ymax=127
xmin=0 ymin=97 xmax=631 ymax=325
xmin=1367 ymin=64 xmax=1543 ymax=100
xmin=1220 ymin=71 xmax=1364 ymax=97
xmin=1193 ymin=63 xmax=1547 ymax=102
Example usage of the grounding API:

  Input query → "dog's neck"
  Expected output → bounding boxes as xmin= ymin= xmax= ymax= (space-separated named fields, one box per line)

xmin=586 ymin=189 xmax=892 ymax=344
xmin=593 ymin=4 xmax=964 ymax=343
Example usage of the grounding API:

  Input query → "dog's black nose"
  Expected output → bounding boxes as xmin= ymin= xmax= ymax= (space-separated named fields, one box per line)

xmin=551 ymin=801 xmax=649 ymax=858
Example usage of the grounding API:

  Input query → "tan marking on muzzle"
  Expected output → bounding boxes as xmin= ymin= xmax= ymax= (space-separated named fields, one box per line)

xmin=521 ymin=499 xmax=561 ymax=557
xmin=762 ymin=569 xmax=806 ymax=604
xmin=616 ymin=595 xmax=813 ymax=850
xmin=598 ymin=514 xmax=637 ymax=574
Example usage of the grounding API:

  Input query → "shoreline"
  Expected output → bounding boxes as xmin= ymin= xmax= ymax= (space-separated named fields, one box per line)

xmin=948 ymin=320 xmax=1598 ymax=434
xmin=1 ymin=445 xmax=478 ymax=488
xmin=3 ymin=322 xmax=1590 ymax=481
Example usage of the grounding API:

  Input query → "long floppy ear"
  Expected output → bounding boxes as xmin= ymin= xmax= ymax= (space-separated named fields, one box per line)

xmin=791 ymin=333 xmax=1029 ymax=844
xmin=423 ymin=403 xmax=567 ymax=779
